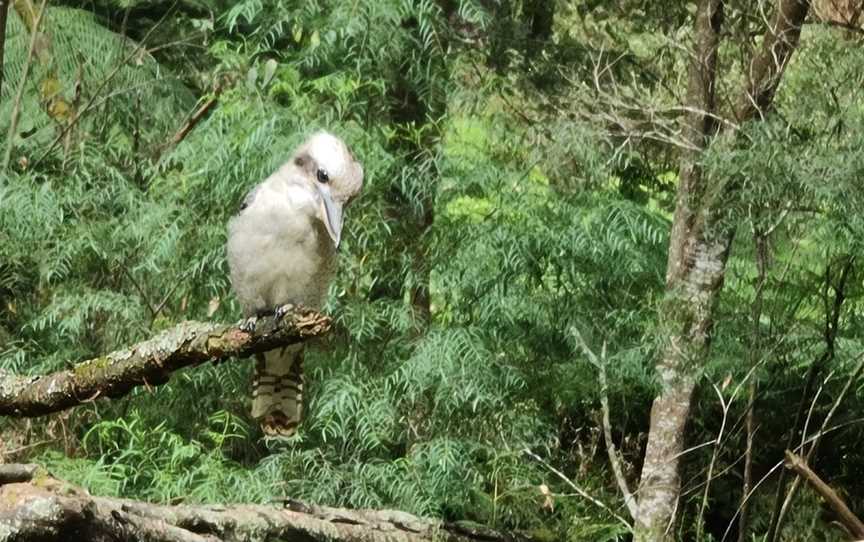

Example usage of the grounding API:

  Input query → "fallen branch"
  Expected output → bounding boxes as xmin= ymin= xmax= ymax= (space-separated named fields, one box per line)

xmin=0 ymin=465 xmax=523 ymax=542
xmin=0 ymin=464 xmax=41 ymax=485
xmin=783 ymin=450 xmax=864 ymax=539
xmin=0 ymin=306 xmax=330 ymax=417
xmin=776 ymin=348 xmax=864 ymax=536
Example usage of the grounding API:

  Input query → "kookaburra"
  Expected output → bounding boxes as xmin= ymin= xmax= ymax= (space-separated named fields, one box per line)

xmin=227 ymin=131 xmax=363 ymax=436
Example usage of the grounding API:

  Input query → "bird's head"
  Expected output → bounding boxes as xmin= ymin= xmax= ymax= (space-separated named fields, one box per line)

xmin=292 ymin=131 xmax=364 ymax=248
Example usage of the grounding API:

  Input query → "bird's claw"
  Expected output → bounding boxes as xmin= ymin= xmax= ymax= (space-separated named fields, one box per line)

xmin=241 ymin=305 xmax=293 ymax=333
xmin=274 ymin=304 xmax=294 ymax=321
xmin=240 ymin=315 xmax=258 ymax=333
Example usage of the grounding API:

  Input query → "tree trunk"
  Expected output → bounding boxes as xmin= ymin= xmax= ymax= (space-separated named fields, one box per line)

xmin=633 ymin=1 xmax=726 ymax=538
xmin=633 ymin=0 xmax=811 ymax=539
xmin=738 ymin=232 xmax=769 ymax=542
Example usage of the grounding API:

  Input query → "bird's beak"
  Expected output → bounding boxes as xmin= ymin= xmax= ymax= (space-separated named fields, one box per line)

xmin=316 ymin=184 xmax=343 ymax=247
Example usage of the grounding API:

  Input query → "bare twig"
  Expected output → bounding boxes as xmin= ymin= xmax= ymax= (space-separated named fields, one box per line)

xmin=570 ymin=328 xmax=638 ymax=520
xmin=774 ymin=371 xmax=830 ymax=531
xmin=62 ymin=60 xmax=84 ymax=164
xmin=806 ymin=356 xmax=864 ymax=460
xmin=676 ymin=323 xmax=805 ymax=504
xmin=155 ymin=86 xmax=222 ymax=161
xmin=523 ymin=448 xmax=632 ymax=530
xmin=0 ymin=439 xmax=52 ymax=461
xmin=721 ymin=362 xmax=864 ymax=542
xmin=800 ymin=370 xmax=833 ymax=450
xmin=696 ymin=382 xmax=732 ymax=541
xmin=1 ymin=0 xmax=47 ymax=172
xmin=767 ymin=255 xmax=855 ymax=541
xmin=30 ymin=1 xmax=179 ymax=169
xmin=597 ymin=346 xmax=638 ymax=520
xmin=0 ymin=0 xmax=10 ymax=101
xmin=776 ymin=352 xmax=864 ymax=534
xmin=149 ymin=269 xmax=193 ymax=328
xmin=122 ymin=267 xmax=159 ymax=320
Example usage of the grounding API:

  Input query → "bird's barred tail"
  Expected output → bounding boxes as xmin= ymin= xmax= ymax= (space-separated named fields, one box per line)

xmin=251 ymin=345 xmax=304 ymax=436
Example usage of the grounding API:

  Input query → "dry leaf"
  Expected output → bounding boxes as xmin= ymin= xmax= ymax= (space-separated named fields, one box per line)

xmin=539 ymin=483 xmax=554 ymax=511
xmin=207 ymin=296 xmax=221 ymax=317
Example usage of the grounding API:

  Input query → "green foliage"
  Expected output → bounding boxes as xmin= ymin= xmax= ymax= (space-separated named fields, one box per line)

xmin=1 ymin=6 xmax=194 ymax=155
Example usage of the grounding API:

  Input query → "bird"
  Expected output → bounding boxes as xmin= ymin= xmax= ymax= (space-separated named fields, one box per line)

xmin=227 ymin=131 xmax=363 ymax=436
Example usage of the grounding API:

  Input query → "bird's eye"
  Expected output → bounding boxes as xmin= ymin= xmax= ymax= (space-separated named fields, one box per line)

xmin=317 ymin=168 xmax=329 ymax=183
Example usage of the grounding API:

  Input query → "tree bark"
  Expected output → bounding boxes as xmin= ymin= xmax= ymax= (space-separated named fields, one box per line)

xmin=633 ymin=0 xmax=811 ymax=539
xmin=737 ymin=0 xmax=813 ymax=121
xmin=633 ymin=1 xmax=725 ymax=538
xmin=0 ymin=307 xmax=330 ymax=417
xmin=0 ymin=465 xmax=526 ymax=542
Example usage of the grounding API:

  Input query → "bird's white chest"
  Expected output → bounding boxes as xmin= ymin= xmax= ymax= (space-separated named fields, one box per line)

xmin=227 ymin=184 xmax=336 ymax=312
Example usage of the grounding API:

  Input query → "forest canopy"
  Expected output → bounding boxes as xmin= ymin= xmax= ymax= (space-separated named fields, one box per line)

xmin=2 ymin=1 xmax=864 ymax=541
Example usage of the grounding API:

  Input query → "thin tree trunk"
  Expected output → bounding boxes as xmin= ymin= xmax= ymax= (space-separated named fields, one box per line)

xmin=738 ymin=233 xmax=769 ymax=542
xmin=738 ymin=379 xmax=757 ymax=541
xmin=633 ymin=0 xmax=811 ymax=539
xmin=736 ymin=0 xmax=812 ymax=122
xmin=633 ymin=1 xmax=725 ymax=538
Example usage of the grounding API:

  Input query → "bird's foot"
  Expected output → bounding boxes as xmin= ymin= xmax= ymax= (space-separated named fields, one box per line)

xmin=274 ymin=304 xmax=295 ymax=321
xmin=241 ymin=306 xmax=295 ymax=333
xmin=260 ymin=411 xmax=299 ymax=437
xmin=240 ymin=315 xmax=259 ymax=333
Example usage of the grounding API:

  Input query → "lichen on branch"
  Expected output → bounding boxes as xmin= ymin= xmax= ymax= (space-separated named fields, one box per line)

xmin=0 ymin=306 xmax=331 ymax=417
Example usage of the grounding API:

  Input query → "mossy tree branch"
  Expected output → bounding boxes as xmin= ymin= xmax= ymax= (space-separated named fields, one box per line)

xmin=0 ymin=306 xmax=330 ymax=417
